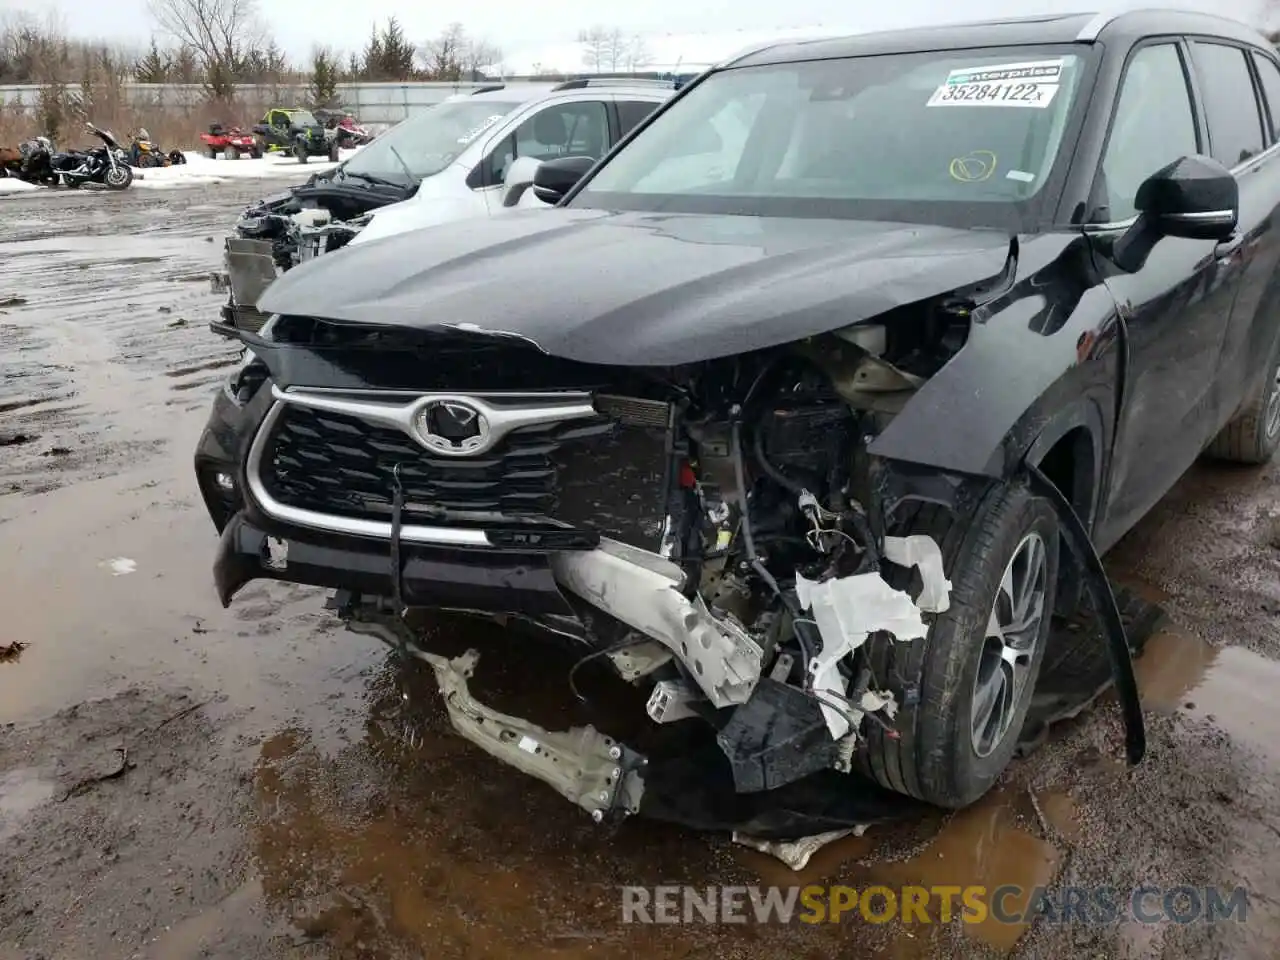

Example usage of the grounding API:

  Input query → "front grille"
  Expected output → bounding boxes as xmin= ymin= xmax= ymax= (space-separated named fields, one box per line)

xmin=228 ymin=304 xmax=271 ymax=333
xmin=260 ymin=400 xmax=668 ymax=549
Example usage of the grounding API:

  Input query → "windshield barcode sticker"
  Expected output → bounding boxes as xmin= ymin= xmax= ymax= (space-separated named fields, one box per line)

xmin=927 ymin=59 xmax=1064 ymax=108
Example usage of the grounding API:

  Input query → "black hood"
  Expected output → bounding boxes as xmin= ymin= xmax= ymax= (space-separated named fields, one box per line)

xmin=256 ymin=209 xmax=1015 ymax=366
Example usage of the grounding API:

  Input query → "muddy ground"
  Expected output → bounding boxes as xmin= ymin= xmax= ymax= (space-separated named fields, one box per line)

xmin=1 ymin=182 xmax=1278 ymax=960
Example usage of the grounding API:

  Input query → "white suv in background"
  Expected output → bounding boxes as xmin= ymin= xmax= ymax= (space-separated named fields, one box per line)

xmin=351 ymin=79 xmax=678 ymax=244
xmin=214 ymin=78 xmax=676 ymax=337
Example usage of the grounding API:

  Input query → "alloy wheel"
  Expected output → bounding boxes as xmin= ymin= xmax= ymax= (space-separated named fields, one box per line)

xmin=970 ymin=532 xmax=1048 ymax=758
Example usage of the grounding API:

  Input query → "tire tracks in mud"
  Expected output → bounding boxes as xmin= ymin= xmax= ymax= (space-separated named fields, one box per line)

xmin=0 ymin=184 xmax=264 ymax=499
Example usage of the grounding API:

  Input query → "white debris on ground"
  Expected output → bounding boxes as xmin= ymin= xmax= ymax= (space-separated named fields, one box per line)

xmin=99 ymin=557 xmax=137 ymax=576
xmin=732 ymin=825 xmax=869 ymax=870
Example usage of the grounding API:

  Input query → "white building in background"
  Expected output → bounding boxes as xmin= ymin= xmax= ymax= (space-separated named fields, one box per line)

xmin=484 ymin=26 xmax=860 ymax=78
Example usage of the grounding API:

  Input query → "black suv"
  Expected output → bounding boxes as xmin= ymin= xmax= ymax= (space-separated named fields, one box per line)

xmin=197 ymin=10 xmax=1280 ymax=821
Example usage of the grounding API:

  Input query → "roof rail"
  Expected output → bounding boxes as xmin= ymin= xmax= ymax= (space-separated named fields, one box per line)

xmin=469 ymin=84 xmax=506 ymax=94
xmin=551 ymin=76 xmax=678 ymax=91
xmin=1075 ymin=7 xmax=1190 ymax=41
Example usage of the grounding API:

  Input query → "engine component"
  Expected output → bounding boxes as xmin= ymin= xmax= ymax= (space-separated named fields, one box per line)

xmin=647 ymin=679 xmax=701 ymax=723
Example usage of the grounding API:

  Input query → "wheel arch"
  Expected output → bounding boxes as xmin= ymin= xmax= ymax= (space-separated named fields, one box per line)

xmin=1022 ymin=399 xmax=1106 ymax=535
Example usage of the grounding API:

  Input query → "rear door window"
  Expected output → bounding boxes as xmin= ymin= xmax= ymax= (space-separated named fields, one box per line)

xmin=1250 ymin=51 xmax=1280 ymax=142
xmin=1191 ymin=41 xmax=1266 ymax=167
xmin=617 ymin=99 xmax=662 ymax=138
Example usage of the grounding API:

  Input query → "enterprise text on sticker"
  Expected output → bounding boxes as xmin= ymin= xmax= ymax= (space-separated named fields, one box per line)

xmin=927 ymin=58 xmax=1064 ymax=108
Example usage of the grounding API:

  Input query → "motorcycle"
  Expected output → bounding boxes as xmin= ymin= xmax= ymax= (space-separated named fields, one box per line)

xmin=4 ymin=136 xmax=61 ymax=185
xmin=130 ymin=130 xmax=186 ymax=168
xmin=57 ymin=124 xmax=134 ymax=189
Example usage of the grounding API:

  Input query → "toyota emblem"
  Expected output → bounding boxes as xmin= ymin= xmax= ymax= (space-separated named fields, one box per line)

xmin=413 ymin=399 xmax=490 ymax=456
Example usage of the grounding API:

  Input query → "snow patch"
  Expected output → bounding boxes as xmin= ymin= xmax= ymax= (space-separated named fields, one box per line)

xmin=0 ymin=178 xmax=40 ymax=195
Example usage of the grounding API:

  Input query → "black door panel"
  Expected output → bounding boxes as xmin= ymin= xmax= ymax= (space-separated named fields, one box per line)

xmin=1091 ymin=41 xmax=1243 ymax=544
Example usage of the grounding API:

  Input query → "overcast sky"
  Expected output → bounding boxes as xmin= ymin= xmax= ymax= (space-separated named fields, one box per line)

xmin=8 ymin=0 xmax=1275 ymax=60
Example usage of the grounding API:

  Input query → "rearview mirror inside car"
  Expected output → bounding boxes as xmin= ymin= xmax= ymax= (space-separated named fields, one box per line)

xmin=532 ymin=155 xmax=596 ymax=205
xmin=1112 ymin=155 xmax=1239 ymax=273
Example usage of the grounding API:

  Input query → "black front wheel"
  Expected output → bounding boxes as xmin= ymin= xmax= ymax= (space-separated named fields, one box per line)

xmin=103 ymin=165 xmax=133 ymax=190
xmin=860 ymin=482 xmax=1059 ymax=808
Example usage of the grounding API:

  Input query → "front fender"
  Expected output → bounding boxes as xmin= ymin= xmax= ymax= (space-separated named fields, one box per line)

xmin=868 ymin=234 xmax=1121 ymax=484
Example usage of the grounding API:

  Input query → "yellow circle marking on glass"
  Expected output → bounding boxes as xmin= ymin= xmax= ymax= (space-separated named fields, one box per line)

xmin=949 ymin=150 xmax=998 ymax=183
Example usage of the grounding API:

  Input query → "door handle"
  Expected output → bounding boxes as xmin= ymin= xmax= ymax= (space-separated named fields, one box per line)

xmin=1215 ymin=233 xmax=1245 ymax=262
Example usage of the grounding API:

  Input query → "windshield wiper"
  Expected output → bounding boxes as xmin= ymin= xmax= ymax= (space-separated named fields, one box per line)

xmin=339 ymin=169 xmax=405 ymax=189
xmin=387 ymin=143 xmax=416 ymax=183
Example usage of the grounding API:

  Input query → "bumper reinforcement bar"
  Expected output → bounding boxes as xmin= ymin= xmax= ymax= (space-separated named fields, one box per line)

xmin=344 ymin=607 xmax=647 ymax=822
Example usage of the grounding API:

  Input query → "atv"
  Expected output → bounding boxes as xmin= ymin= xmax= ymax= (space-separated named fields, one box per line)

xmin=200 ymin=123 xmax=262 ymax=160
xmin=130 ymin=130 xmax=187 ymax=168
xmin=252 ymin=108 xmax=339 ymax=164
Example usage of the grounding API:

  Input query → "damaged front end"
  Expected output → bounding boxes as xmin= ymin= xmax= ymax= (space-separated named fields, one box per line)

xmin=209 ymin=286 xmax=1057 ymax=823
xmin=211 ymin=178 xmax=409 ymax=338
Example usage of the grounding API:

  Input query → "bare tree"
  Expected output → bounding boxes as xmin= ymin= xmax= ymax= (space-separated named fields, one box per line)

xmin=623 ymin=34 xmax=652 ymax=72
xmin=602 ymin=28 xmax=629 ymax=72
xmin=422 ymin=22 xmax=465 ymax=80
xmin=464 ymin=37 xmax=503 ymax=78
xmin=577 ymin=25 xmax=611 ymax=73
xmin=147 ymin=0 xmax=261 ymax=98
xmin=420 ymin=23 xmax=499 ymax=81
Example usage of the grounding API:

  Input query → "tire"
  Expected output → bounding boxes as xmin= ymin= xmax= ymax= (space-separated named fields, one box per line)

xmin=294 ymin=143 xmax=308 ymax=164
xmin=327 ymin=141 xmax=340 ymax=163
xmin=250 ymin=147 xmax=262 ymax=160
xmin=227 ymin=146 xmax=240 ymax=161
xmin=104 ymin=164 xmax=133 ymax=190
xmin=1203 ymin=335 xmax=1280 ymax=464
xmin=207 ymin=145 xmax=219 ymax=160
xmin=859 ymin=482 xmax=1060 ymax=808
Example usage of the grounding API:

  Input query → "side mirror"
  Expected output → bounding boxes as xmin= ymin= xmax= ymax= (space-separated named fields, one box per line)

xmin=1112 ymin=155 xmax=1239 ymax=273
xmin=532 ymin=155 xmax=596 ymax=205
xmin=501 ymin=155 xmax=541 ymax=208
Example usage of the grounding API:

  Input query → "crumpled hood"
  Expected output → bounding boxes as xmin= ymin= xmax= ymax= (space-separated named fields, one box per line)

xmin=257 ymin=208 xmax=1015 ymax=366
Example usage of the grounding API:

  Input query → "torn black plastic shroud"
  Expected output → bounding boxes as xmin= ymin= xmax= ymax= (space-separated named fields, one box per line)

xmin=638 ymin=581 xmax=1162 ymax=840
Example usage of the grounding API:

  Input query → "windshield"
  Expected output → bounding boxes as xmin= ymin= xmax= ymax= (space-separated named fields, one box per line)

xmin=290 ymin=110 xmax=319 ymax=127
xmin=341 ymin=100 xmax=520 ymax=182
xmin=574 ymin=47 xmax=1087 ymax=228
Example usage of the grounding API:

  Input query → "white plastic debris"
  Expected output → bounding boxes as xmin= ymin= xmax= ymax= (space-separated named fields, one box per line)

xmin=882 ymin=534 xmax=952 ymax=613
xmin=795 ymin=571 xmax=928 ymax=739
xmin=99 ymin=557 xmax=137 ymax=576
xmin=732 ymin=825 xmax=869 ymax=870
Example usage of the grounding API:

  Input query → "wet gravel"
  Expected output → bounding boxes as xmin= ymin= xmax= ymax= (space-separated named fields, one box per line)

xmin=1 ymin=181 xmax=1279 ymax=960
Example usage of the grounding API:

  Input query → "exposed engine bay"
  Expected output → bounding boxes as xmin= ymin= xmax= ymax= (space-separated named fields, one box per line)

xmin=234 ymin=186 xmax=383 ymax=272
xmin=303 ymin=303 xmax=974 ymax=822
xmin=210 ymin=177 xmax=407 ymax=335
